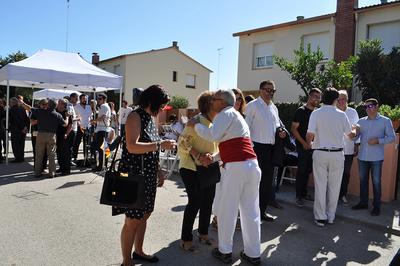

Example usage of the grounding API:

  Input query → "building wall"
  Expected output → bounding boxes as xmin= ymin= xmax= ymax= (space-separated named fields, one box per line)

xmin=237 ymin=18 xmax=335 ymax=103
xmin=122 ymin=48 xmax=210 ymax=108
xmin=96 ymin=57 xmax=127 ymax=97
xmin=356 ymin=5 xmax=400 ymax=53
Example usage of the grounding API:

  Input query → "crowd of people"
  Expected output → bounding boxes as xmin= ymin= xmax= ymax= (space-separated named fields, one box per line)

xmin=0 ymin=81 xmax=396 ymax=265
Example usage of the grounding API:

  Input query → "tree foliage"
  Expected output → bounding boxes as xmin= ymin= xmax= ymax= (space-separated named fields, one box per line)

xmin=274 ymin=43 xmax=356 ymax=101
xmin=169 ymin=95 xmax=189 ymax=109
xmin=0 ymin=51 xmax=27 ymax=68
xmin=354 ymin=39 xmax=400 ymax=107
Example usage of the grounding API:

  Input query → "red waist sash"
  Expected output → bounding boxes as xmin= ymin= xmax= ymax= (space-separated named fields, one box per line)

xmin=218 ymin=137 xmax=257 ymax=164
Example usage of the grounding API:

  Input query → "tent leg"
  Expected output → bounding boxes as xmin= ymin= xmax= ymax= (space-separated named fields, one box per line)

xmin=5 ymin=80 xmax=10 ymax=164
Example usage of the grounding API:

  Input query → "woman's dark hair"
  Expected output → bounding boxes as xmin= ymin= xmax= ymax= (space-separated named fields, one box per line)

xmin=245 ymin=94 xmax=255 ymax=103
xmin=197 ymin=91 xmax=214 ymax=115
xmin=139 ymin=85 xmax=170 ymax=115
xmin=322 ymin=87 xmax=339 ymax=105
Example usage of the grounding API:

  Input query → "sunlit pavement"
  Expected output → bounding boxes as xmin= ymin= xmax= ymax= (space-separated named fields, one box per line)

xmin=0 ymin=142 xmax=399 ymax=265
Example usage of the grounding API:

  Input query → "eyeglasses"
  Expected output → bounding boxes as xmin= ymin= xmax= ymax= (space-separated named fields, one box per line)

xmin=310 ymin=94 xmax=322 ymax=100
xmin=261 ymin=88 xmax=276 ymax=94
xmin=337 ymin=98 xmax=347 ymax=103
xmin=364 ymin=104 xmax=377 ymax=110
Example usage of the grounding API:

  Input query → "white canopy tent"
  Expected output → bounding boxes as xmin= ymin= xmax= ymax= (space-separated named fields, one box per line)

xmin=32 ymin=89 xmax=81 ymax=101
xmin=0 ymin=49 xmax=123 ymax=163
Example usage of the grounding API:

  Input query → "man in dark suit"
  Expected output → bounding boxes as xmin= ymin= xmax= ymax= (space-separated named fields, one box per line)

xmin=9 ymin=97 xmax=29 ymax=163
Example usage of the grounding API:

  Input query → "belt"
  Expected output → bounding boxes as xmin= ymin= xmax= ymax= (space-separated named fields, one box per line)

xmin=315 ymin=148 xmax=343 ymax=152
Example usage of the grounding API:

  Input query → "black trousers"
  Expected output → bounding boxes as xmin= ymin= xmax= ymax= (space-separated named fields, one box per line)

xmin=253 ymin=142 xmax=274 ymax=213
xmin=295 ymin=147 xmax=313 ymax=199
xmin=93 ymin=131 xmax=107 ymax=169
xmin=11 ymin=130 xmax=26 ymax=161
xmin=56 ymin=135 xmax=71 ymax=174
xmin=340 ymin=154 xmax=354 ymax=197
xmin=73 ymin=127 xmax=87 ymax=160
xmin=32 ymin=136 xmax=48 ymax=171
xmin=0 ymin=129 xmax=6 ymax=156
xmin=180 ymin=168 xmax=216 ymax=241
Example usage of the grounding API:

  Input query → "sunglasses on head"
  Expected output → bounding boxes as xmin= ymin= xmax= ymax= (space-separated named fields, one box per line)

xmin=364 ymin=104 xmax=377 ymax=109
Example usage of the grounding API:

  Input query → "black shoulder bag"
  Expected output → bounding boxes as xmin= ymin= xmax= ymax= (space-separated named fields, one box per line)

xmin=100 ymin=142 xmax=146 ymax=209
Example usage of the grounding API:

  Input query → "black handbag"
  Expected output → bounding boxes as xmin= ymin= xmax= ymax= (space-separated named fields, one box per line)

xmin=99 ymin=143 xmax=145 ymax=209
xmin=196 ymin=162 xmax=221 ymax=188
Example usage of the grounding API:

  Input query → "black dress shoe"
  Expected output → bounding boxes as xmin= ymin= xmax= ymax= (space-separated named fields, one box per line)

xmin=261 ymin=212 xmax=274 ymax=222
xmin=352 ymin=202 xmax=368 ymax=210
xmin=240 ymin=250 xmax=261 ymax=265
xmin=211 ymin=248 xmax=232 ymax=264
xmin=371 ymin=208 xmax=380 ymax=216
xmin=132 ymin=252 xmax=159 ymax=263
xmin=269 ymin=201 xmax=284 ymax=209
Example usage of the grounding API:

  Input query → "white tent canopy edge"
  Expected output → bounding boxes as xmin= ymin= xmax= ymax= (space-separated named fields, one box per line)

xmin=0 ymin=49 xmax=123 ymax=164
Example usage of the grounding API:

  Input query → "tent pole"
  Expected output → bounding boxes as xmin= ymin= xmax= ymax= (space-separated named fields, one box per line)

xmin=119 ymin=86 xmax=123 ymax=111
xmin=5 ymin=80 xmax=10 ymax=164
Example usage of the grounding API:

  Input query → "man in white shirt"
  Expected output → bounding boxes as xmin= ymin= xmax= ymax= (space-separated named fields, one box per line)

xmin=190 ymin=89 xmax=262 ymax=265
xmin=68 ymin=93 xmax=79 ymax=165
xmin=73 ymin=94 xmax=93 ymax=161
xmin=117 ymin=100 xmax=132 ymax=139
xmin=336 ymin=90 xmax=359 ymax=206
xmin=245 ymin=80 xmax=286 ymax=220
xmin=91 ymin=93 xmax=111 ymax=171
xmin=306 ymin=88 xmax=356 ymax=226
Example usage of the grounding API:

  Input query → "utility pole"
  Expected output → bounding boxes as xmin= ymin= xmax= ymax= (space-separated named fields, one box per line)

xmin=217 ymin=48 xmax=223 ymax=89
xmin=65 ymin=0 xmax=70 ymax=52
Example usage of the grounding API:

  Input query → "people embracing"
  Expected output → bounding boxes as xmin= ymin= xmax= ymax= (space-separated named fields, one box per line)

xmin=177 ymin=91 xmax=218 ymax=252
xmin=112 ymin=85 xmax=176 ymax=266
xmin=188 ymin=89 xmax=262 ymax=265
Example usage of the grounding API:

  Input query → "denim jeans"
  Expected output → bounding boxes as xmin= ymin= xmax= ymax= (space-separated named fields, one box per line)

xmin=358 ymin=159 xmax=383 ymax=209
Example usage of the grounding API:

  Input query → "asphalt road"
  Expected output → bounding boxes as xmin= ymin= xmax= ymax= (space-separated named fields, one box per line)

xmin=0 ymin=162 xmax=399 ymax=266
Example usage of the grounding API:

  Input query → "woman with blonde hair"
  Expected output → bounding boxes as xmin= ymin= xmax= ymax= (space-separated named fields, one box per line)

xmin=232 ymin=88 xmax=246 ymax=117
xmin=178 ymin=91 xmax=219 ymax=251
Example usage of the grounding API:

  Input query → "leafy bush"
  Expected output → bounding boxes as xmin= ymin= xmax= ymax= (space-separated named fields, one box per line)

xmin=169 ymin=95 xmax=189 ymax=109
xmin=275 ymin=102 xmax=303 ymax=128
xmin=378 ymin=104 xmax=400 ymax=121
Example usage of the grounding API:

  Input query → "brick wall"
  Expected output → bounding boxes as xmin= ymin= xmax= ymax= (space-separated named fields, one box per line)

xmin=334 ymin=0 xmax=358 ymax=62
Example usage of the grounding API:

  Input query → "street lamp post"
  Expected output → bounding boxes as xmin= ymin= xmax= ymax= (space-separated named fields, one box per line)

xmin=217 ymin=48 xmax=223 ymax=89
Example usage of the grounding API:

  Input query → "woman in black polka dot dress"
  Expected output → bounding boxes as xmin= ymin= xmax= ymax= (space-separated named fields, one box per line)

xmin=113 ymin=85 xmax=176 ymax=266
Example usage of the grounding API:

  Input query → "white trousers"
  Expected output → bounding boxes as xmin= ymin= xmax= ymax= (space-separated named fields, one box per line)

xmin=216 ymin=159 xmax=261 ymax=257
xmin=312 ymin=150 xmax=344 ymax=222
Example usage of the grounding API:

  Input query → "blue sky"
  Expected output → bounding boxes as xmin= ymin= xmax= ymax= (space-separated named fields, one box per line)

xmin=1 ymin=0 xmax=379 ymax=90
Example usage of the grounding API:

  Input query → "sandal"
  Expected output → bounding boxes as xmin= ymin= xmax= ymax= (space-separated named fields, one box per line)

xmin=180 ymin=241 xmax=200 ymax=253
xmin=211 ymin=216 xmax=218 ymax=231
xmin=198 ymin=235 xmax=215 ymax=245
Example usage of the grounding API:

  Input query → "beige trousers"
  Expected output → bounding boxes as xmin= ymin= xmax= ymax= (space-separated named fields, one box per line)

xmin=35 ymin=132 xmax=56 ymax=176
xmin=312 ymin=150 xmax=344 ymax=222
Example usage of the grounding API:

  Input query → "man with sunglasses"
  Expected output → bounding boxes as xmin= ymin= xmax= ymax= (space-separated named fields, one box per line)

xmin=90 ymin=93 xmax=111 ymax=171
xmin=245 ymin=80 xmax=286 ymax=221
xmin=352 ymin=98 xmax=395 ymax=216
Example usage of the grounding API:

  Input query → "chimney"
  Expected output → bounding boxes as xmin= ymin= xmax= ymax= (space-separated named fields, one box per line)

xmin=296 ymin=16 xmax=305 ymax=21
xmin=92 ymin=52 xmax=99 ymax=64
xmin=334 ymin=0 xmax=358 ymax=62
xmin=172 ymin=41 xmax=179 ymax=50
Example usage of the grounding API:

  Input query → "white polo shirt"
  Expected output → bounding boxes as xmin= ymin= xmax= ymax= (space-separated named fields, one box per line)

xmin=95 ymin=103 xmax=111 ymax=132
xmin=307 ymin=105 xmax=352 ymax=150
xmin=245 ymin=97 xmax=281 ymax=144
xmin=118 ymin=106 xmax=133 ymax=125
xmin=74 ymin=103 xmax=93 ymax=130
xmin=343 ymin=107 xmax=359 ymax=155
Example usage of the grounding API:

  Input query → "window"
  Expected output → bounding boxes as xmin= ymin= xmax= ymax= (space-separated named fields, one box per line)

xmin=186 ymin=74 xmax=196 ymax=89
xmin=173 ymin=71 xmax=177 ymax=82
xmin=253 ymin=42 xmax=274 ymax=68
xmin=113 ymin=65 xmax=121 ymax=75
xmin=368 ymin=21 xmax=400 ymax=54
xmin=303 ymin=32 xmax=330 ymax=60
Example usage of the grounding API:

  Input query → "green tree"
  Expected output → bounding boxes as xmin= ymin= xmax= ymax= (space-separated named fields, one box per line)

xmin=169 ymin=95 xmax=189 ymax=109
xmin=274 ymin=43 xmax=356 ymax=101
xmin=354 ymin=39 xmax=400 ymax=106
xmin=0 ymin=51 xmax=30 ymax=101
xmin=0 ymin=51 xmax=27 ymax=68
